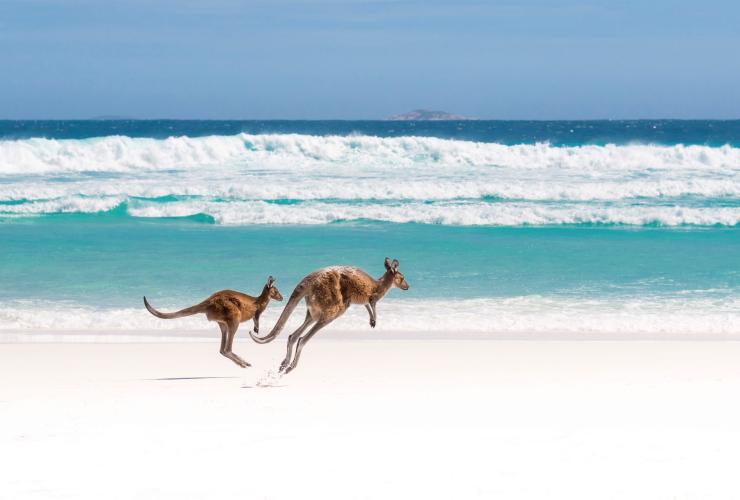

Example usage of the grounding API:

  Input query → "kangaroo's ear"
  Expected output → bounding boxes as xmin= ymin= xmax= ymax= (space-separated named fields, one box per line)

xmin=267 ymin=276 xmax=275 ymax=287
xmin=384 ymin=257 xmax=392 ymax=271
xmin=392 ymin=259 xmax=399 ymax=271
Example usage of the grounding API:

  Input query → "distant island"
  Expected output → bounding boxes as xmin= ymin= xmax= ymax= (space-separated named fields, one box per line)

xmin=89 ymin=115 xmax=135 ymax=120
xmin=386 ymin=109 xmax=476 ymax=121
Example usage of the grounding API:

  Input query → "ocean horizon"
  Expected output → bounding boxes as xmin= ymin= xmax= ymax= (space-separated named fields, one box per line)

xmin=1 ymin=119 xmax=738 ymax=336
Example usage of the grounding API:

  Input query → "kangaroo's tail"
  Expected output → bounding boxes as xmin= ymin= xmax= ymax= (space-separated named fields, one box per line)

xmin=143 ymin=296 xmax=207 ymax=320
xmin=249 ymin=283 xmax=308 ymax=344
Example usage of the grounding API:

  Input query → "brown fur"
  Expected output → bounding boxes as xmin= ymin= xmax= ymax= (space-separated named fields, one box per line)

xmin=143 ymin=276 xmax=283 ymax=368
xmin=250 ymin=258 xmax=409 ymax=374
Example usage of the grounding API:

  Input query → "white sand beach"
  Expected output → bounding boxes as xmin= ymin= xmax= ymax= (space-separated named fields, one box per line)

xmin=3 ymin=337 xmax=740 ymax=500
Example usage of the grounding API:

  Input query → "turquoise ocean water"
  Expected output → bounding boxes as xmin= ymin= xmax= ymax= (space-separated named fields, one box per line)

xmin=0 ymin=120 xmax=738 ymax=336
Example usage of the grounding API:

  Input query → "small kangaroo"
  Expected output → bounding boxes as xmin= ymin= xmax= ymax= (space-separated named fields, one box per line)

xmin=250 ymin=257 xmax=409 ymax=374
xmin=143 ymin=276 xmax=283 ymax=368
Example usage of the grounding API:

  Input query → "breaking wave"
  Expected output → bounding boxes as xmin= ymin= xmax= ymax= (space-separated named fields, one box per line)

xmin=1 ymin=133 xmax=738 ymax=226
xmin=1 ymin=133 xmax=739 ymax=174
xmin=2 ymin=197 xmax=738 ymax=226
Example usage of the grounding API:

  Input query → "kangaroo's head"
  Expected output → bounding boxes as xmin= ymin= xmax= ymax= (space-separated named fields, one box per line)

xmin=384 ymin=257 xmax=409 ymax=291
xmin=266 ymin=276 xmax=284 ymax=301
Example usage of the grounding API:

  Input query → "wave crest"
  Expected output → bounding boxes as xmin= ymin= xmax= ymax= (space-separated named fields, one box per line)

xmin=1 ymin=133 xmax=738 ymax=226
xmin=1 ymin=197 xmax=738 ymax=226
xmin=1 ymin=133 xmax=739 ymax=174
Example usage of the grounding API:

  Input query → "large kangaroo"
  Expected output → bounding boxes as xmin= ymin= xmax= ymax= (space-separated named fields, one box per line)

xmin=144 ymin=276 xmax=283 ymax=368
xmin=250 ymin=257 xmax=409 ymax=374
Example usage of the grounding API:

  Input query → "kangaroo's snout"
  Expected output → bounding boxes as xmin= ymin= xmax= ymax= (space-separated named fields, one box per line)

xmin=272 ymin=288 xmax=284 ymax=301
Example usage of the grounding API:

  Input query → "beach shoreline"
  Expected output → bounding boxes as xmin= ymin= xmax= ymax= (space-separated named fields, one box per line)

xmin=3 ymin=338 xmax=740 ymax=499
xmin=4 ymin=328 xmax=740 ymax=343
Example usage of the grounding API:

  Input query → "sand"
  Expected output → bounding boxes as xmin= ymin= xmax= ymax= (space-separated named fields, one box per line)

xmin=2 ymin=337 xmax=740 ymax=499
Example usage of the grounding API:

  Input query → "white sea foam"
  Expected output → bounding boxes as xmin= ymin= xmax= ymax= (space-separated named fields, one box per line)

xmin=0 ymin=135 xmax=249 ymax=174
xmin=1 ymin=297 xmax=738 ymax=336
xmin=1 ymin=176 xmax=739 ymax=203
xmin=128 ymin=199 xmax=740 ymax=226
xmin=1 ymin=133 xmax=739 ymax=174
xmin=0 ymin=196 xmax=124 ymax=215
xmin=1 ymin=196 xmax=738 ymax=226
xmin=1 ymin=133 xmax=738 ymax=226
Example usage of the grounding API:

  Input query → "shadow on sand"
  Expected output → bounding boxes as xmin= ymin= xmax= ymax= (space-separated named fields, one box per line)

xmin=146 ymin=376 xmax=240 ymax=381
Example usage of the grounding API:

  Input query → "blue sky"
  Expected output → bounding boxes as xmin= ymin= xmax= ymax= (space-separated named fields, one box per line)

xmin=1 ymin=0 xmax=739 ymax=119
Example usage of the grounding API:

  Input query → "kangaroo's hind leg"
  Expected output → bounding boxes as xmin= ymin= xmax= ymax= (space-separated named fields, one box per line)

xmin=222 ymin=318 xmax=250 ymax=368
xmin=218 ymin=322 xmax=228 ymax=355
xmin=284 ymin=319 xmax=331 ymax=374
xmin=365 ymin=304 xmax=376 ymax=328
xmin=279 ymin=310 xmax=315 ymax=372
xmin=218 ymin=321 xmax=241 ymax=367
